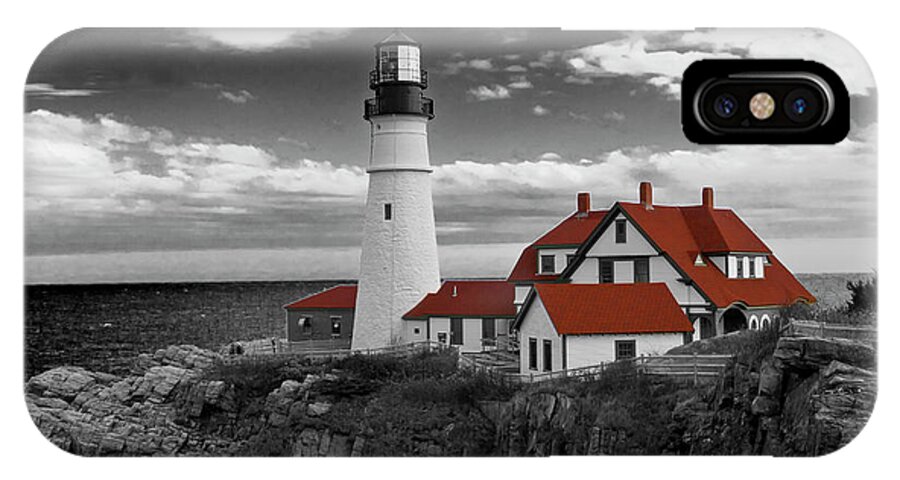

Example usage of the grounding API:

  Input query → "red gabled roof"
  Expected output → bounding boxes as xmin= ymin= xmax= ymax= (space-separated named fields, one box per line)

xmin=679 ymin=206 xmax=771 ymax=254
xmin=403 ymin=280 xmax=517 ymax=319
xmin=507 ymin=210 xmax=607 ymax=283
xmin=284 ymin=285 xmax=357 ymax=310
xmin=618 ymin=202 xmax=814 ymax=308
xmin=534 ymin=283 xmax=693 ymax=335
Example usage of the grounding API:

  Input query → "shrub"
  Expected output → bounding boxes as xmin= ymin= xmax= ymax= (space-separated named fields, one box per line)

xmin=334 ymin=349 xmax=458 ymax=382
xmin=399 ymin=371 xmax=520 ymax=406
xmin=206 ymin=356 xmax=311 ymax=403
xmin=847 ymin=277 xmax=876 ymax=314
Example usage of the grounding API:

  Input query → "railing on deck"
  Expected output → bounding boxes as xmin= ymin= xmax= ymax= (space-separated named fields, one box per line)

xmin=782 ymin=318 xmax=876 ymax=343
xmin=462 ymin=353 xmax=735 ymax=386
xmin=479 ymin=335 xmax=519 ymax=353
xmin=223 ymin=339 xmax=450 ymax=365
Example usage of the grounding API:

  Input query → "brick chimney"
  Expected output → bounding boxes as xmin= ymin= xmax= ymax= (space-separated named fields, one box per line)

xmin=576 ymin=192 xmax=591 ymax=216
xmin=702 ymin=186 xmax=714 ymax=210
xmin=639 ymin=182 xmax=653 ymax=210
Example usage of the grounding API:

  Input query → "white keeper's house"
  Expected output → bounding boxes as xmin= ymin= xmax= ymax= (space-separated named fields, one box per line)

xmin=508 ymin=182 xmax=814 ymax=372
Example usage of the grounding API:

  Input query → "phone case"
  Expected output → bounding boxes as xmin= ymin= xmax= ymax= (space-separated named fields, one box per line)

xmin=24 ymin=28 xmax=877 ymax=457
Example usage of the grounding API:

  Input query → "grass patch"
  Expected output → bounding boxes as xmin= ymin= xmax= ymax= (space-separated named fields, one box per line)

xmin=333 ymin=348 xmax=458 ymax=382
xmin=399 ymin=370 xmax=521 ymax=406
xmin=205 ymin=356 xmax=313 ymax=404
xmin=667 ymin=327 xmax=780 ymax=368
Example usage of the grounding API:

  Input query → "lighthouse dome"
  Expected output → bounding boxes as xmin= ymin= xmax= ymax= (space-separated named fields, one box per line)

xmin=373 ymin=30 xmax=423 ymax=86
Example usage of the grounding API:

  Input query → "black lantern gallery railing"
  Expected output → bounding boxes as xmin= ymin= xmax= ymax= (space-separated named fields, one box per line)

xmin=364 ymin=96 xmax=434 ymax=120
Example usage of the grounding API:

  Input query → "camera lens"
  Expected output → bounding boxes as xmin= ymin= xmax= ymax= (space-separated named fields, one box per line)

xmin=791 ymin=98 xmax=808 ymax=115
xmin=784 ymin=88 xmax=819 ymax=123
xmin=713 ymin=94 xmax=738 ymax=118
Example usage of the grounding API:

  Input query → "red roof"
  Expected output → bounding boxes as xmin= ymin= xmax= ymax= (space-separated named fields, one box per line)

xmin=507 ymin=210 xmax=607 ymax=282
xmin=284 ymin=285 xmax=357 ymax=310
xmin=617 ymin=202 xmax=814 ymax=307
xmin=533 ymin=283 xmax=693 ymax=335
xmin=404 ymin=280 xmax=517 ymax=319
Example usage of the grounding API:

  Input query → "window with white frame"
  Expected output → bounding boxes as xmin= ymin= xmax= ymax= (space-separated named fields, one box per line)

xmin=539 ymin=254 xmax=556 ymax=274
xmin=754 ymin=257 xmax=765 ymax=278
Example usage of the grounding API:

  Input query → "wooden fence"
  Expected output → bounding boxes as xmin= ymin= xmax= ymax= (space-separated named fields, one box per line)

xmin=222 ymin=339 xmax=450 ymax=365
xmin=227 ymin=337 xmax=732 ymax=386
xmin=462 ymin=353 xmax=734 ymax=386
xmin=782 ymin=318 xmax=876 ymax=344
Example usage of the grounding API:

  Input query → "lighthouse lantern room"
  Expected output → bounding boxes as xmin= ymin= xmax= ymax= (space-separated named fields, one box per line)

xmin=352 ymin=31 xmax=441 ymax=350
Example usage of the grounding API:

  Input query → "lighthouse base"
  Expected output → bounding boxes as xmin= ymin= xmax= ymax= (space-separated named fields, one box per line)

xmin=351 ymin=169 xmax=441 ymax=351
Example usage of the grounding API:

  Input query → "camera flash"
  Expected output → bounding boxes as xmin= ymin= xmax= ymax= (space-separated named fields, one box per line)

xmin=750 ymin=92 xmax=775 ymax=120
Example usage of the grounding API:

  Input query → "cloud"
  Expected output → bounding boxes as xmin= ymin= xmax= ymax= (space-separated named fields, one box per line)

xmin=506 ymin=75 xmax=533 ymax=90
xmin=564 ymin=36 xmax=736 ymax=99
xmin=675 ymin=29 xmax=875 ymax=95
xmin=532 ymin=105 xmax=550 ymax=116
xmin=567 ymin=111 xmax=591 ymax=122
xmin=25 ymin=83 xmax=99 ymax=97
xmin=561 ymin=29 xmax=876 ymax=99
xmin=218 ymin=89 xmax=255 ymax=104
xmin=467 ymin=84 xmax=511 ymax=101
xmin=25 ymin=110 xmax=367 ymax=218
xmin=539 ymin=152 xmax=562 ymax=161
xmin=504 ymin=65 xmax=527 ymax=72
xmin=194 ymin=82 xmax=256 ymax=104
xmin=602 ymin=111 xmax=625 ymax=123
xmin=25 ymin=109 xmax=876 ymax=264
xmin=184 ymin=28 xmax=350 ymax=51
xmin=443 ymin=58 xmax=496 ymax=74
xmin=563 ymin=75 xmax=593 ymax=85
xmin=427 ymin=123 xmax=876 ymax=241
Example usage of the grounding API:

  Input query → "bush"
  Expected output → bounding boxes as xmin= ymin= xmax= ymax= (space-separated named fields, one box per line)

xmin=206 ymin=356 xmax=311 ymax=403
xmin=847 ymin=277 xmax=876 ymax=314
xmin=334 ymin=349 xmax=458 ymax=382
xmin=399 ymin=371 xmax=520 ymax=406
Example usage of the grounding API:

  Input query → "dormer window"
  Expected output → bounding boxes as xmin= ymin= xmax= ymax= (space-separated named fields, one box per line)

xmin=615 ymin=220 xmax=627 ymax=243
xmin=540 ymin=254 xmax=556 ymax=274
xmin=726 ymin=255 xmax=766 ymax=279
xmin=754 ymin=256 xmax=765 ymax=278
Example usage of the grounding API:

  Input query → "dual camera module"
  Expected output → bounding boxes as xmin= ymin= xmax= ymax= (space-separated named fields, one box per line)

xmin=713 ymin=90 xmax=816 ymax=122
xmin=682 ymin=60 xmax=848 ymax=144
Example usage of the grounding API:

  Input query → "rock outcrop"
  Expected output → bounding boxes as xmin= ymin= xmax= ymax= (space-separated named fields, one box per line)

xmin=26 ymin=345 xmax=234 ymax=456
xmin=484 ymin=334 xmax=876 ymax=457
xmin=752 ymin=336 xmax=876 ymax=456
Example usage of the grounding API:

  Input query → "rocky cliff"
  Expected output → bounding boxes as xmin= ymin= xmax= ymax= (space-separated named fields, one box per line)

xmin=25 ymin=334 xmax=876 ymax=457
xmin=25 ymin=345 xmax=366 ymax=456
xmin=480 ymin=334 xmax=876 ymax=456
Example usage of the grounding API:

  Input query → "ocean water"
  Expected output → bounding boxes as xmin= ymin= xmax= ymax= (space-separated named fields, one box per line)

xmin=24 ymin=280 xmax=347 ymax=379
xmin=23 ymin=273 xmax=868 ymax=380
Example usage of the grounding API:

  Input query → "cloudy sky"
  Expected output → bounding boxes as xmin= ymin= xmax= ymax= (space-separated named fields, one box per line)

xmin=24 ymin=28 xmax=877 ymax=283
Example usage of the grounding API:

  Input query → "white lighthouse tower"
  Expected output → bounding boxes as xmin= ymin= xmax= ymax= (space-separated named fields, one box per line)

xmin=352 ymin=31 xmax=441 ymax=350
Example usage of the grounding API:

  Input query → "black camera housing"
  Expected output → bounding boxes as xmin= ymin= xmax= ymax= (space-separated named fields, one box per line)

xmin=683 ymin=60 xmax=849 ymax=144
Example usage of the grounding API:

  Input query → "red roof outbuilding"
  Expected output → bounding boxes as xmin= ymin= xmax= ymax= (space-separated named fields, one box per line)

xmin=404 ymin=280 xmax=517 ymax=319
xmin=284 ymin=285 xmax=358 ymax=310
xmin=531 ymin=283 xmax=693 ymax=335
